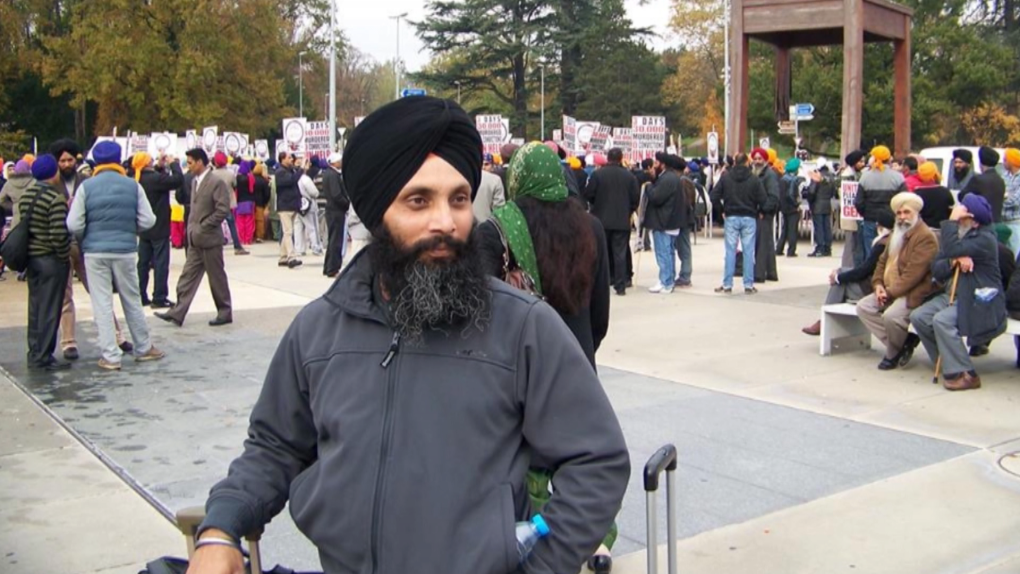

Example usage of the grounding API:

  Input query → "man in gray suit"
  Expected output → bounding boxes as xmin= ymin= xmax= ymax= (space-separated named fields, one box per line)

xmin=155 ymin=148 xmax=233 ymax=327
xmin=472 ymin=154 xmax=506 ymax=222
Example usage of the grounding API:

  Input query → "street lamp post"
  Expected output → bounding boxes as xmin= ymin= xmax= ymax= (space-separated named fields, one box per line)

xmin=298 ymin=50 xmax=307 ymax=118
xmin=390 ymin=12 xmax=408 ymax=100
xmin=539 ymin=62 xmax=545 ymax=141
xmin=328 ymin=0 xmax=337 ymax=150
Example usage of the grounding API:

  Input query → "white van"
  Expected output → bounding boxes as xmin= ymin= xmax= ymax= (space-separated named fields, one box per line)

xmin=919 ymin=146 xmax=1006 ymax=191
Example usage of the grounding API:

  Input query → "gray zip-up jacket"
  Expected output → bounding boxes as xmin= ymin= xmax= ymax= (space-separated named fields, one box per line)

xmin=200 ymin=249 xmax=630 ymax=574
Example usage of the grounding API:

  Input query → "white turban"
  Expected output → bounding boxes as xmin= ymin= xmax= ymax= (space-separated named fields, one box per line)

xmin=890 ymin=191 xmax=923 ymax=212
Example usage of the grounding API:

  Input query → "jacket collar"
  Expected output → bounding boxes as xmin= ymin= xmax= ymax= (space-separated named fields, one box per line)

xmin=322 ymin=247 xmax=389 ymax=324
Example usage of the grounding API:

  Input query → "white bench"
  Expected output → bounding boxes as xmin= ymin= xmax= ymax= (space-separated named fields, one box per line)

xmin=820 ymin=302 xmax=1020 ymax=357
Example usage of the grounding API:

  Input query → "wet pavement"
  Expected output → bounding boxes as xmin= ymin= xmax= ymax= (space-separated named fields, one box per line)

xmin=0 ymin=303 xmax=974 ymax=571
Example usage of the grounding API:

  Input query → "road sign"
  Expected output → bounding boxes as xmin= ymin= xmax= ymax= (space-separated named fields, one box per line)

xmin=707 ymin=132 xmax=719 ymax=165
xmin=777 ymin=120 xmax=796 ymax=134
xmin=795 ymin=103 xmax=814 ymax=116
xmin=401 ymin=88 xmax=427 ymax=98
xmin=759 ymin=137 xmax=770 ymax=150
xmin=796 ymin=114 xmax=814 ymax=122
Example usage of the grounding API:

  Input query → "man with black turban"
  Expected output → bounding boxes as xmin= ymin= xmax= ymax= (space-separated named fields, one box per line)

xmin=948 ymin=148 xmax=975 ymax=191
xmin=960 ymin=146 xmax=1006 ymax=224
xmin=189 ymin=97 xmax=630 ymax=574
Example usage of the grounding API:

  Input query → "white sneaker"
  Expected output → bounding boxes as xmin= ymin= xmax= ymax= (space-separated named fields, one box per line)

xmin=660 ymin=285 xmax=674 ymax=294
xmin=648 ymin=283 xmax=664 ymax=293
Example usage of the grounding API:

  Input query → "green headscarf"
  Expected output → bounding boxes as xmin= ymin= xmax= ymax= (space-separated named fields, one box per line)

xmin=491 ymin=142 xmax=569 ymax=294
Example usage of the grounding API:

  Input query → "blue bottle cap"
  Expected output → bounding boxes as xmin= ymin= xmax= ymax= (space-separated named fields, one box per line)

xmin=531 ymin=514 xmax=550 ymax=537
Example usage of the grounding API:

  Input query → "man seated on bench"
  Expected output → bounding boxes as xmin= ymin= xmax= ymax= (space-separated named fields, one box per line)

xmin=908 ymin=195 xmax=1007 ymax=390
xmin=802 ymin=209 xmax=896 ymax=336
xmin=857 ymin=192 xmax=939 ymax=370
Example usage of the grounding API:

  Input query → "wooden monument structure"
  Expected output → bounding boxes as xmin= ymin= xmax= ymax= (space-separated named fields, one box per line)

xmin=726 ymin=0 xmax=914 ymax=159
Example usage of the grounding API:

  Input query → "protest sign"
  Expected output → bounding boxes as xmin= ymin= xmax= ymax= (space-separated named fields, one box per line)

xmin=631 ymin=116 xmax=666 ymax=162
xmin=562 ymin=116 xmax=578 ymax=154
xmin=552 ymin=129 xmax=562 ymax=142
xmin=128 ymin=133 xmax=149 ymax=156
xmin=281 ymin=117 xmax=307 ymax=155
xmin=254 ymin=140 xmax=270 ymax=161
xmin=275 ymin=140 xmax=286 ymax=159
xmin=840 ymin=181 xmax=862 ymax=221
xmin=201 ymin=126 xmax=218 ymax=154
xmin=223 ymin=132 xmax=244 ymax=156
xmin=576 ymin=122 xmax=600 ymax=152
xmin=611 ymin=128 xmax=634 ymax=160
xmin=148 ymin=132 xmax=178 ymax=158
xmin=475 ymin=115 xmax=506 ymax=156
xmin=185 ymin=130 xmax=198 ymax=151
xmin=305 ymin=121 xmax=332 ymax=160
xmin=588 ymin=125 xmax=612 ymax=152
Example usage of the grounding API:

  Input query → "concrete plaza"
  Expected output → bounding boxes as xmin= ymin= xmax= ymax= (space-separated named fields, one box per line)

xmin=2 ymin=231 xmax=1020 ymax=574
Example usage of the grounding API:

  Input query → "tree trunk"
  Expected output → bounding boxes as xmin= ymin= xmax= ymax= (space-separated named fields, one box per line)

xmin=513 ymin=53 xmax=528 ymax=139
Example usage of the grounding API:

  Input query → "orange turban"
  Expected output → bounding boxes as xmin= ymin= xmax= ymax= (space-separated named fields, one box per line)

xmin=918 ymin=161 xmax=940 ymax=184
xmin=1005 ymin=148 xmax=1020 ymax=170
xmin=132 ymin=152 xmax=152 ymax=182
xmin=871 ymin=145 xmax=892 ymax=171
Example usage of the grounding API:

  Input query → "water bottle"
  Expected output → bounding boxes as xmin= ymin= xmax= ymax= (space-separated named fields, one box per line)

xmin=515 ymin=514 xmax=550 ymax=563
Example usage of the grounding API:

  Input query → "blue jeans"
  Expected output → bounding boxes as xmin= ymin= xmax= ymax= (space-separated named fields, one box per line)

xmin=858 ymin=220 xmax=877 ymax=264
xmin=812 ymin=213 xmax=832 ymax=254
xmin=674 ymin=229 xmax=692 ymax=283
xmin=723 ymin=216 xmax=757 ymax=289
xmin=652 ymin=231 xmax=676 ymax=289
xmin=225 ymin=211 xmax=242 ymax=250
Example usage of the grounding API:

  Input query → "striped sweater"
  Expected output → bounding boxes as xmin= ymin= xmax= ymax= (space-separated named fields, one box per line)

xmin=17 ymin=182 xmax=71 ymax=259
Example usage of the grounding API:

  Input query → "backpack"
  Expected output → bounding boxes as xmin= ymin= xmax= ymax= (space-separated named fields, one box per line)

xmin=780 ymin=175 xmax=802 ymax=214
xmin=490 ymin=218 xmax=541 ymax=298
xmin=0 ymin=190 xmax=45 ymax=273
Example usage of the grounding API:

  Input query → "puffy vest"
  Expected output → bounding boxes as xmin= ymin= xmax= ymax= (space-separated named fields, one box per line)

xmin=80 ymin=171 xmax=139 ymax=254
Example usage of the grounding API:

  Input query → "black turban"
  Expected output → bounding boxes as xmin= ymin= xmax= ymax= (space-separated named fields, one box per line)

xmin=662 ymin=154 xmax=685 ymax=170
xmin=952 ymin=148 xmax=973 ymax=164
xmin=49 ymin=138 xmax=81 ymax=160
xmin=979 ymin=146 xmax=1000 ymax=167
xmin=342 ymin=96 xmax=482 ymax=234
xmin=845 ymin=150 xmax=866 ymax=167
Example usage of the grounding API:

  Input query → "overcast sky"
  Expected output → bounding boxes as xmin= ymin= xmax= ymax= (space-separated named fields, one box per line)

xmin=336 ymin=0 xmax=676 ymax=72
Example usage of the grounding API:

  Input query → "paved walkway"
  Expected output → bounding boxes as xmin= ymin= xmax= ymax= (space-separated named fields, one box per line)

xmin=2 ymin=233 xmax=1020 ymax=574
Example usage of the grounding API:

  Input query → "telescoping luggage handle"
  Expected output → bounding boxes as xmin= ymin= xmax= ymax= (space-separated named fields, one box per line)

xmin=644 ymin=444 xmax=678 ymax=574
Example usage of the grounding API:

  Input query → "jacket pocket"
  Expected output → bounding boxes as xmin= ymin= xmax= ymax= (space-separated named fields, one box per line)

xmin=497 ymin=482 xmax=518 ymax=574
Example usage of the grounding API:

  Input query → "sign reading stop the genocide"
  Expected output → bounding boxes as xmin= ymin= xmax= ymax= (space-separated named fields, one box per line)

xmin=631 ymin=116 xmax=666 ymax=163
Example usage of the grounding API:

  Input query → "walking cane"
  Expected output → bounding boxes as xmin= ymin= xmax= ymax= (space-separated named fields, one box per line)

xmin=932 ymin=265 xmax=962 ymax=384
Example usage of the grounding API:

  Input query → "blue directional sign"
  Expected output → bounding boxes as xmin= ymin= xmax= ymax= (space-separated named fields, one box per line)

xmin=795 ymin=103 xmax=815 ymax=116
xmin=401 ymin=88 xmax=427 ymax=98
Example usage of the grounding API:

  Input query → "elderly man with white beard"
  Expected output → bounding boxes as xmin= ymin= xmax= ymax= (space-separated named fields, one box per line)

xmin=907 ymin=194 xmax=1007 ymax=390
xmin=857 ymin=192 xmax=940 ymax=370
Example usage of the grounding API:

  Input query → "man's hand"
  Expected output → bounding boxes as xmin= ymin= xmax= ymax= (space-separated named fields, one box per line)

xmin=955 ymin=256 xmax=974 ymax=273
xmin=829 ymin=269 xmax=838 ymax=285
xmin=875 ymin=284 xmax=888 ymax=306
xmin=186 ymin=530 xmax=244 ymax=574
xmin=950 ymin=204 xmax=969 ymax=222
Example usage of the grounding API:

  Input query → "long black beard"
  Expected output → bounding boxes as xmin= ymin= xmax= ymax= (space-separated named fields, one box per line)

xmin=369 ymin=229 xmax=491 ymax=346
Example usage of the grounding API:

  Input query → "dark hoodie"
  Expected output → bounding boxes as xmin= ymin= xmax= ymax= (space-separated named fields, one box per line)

xmin=710 ymin=165 xmax=767 ymax=218
xmin=199 ymin=250 xmax=630 ymax=574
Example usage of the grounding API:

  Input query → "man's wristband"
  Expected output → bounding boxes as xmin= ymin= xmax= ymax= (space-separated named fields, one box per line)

xmin=195 ymin=536 xmax=248 ymax=557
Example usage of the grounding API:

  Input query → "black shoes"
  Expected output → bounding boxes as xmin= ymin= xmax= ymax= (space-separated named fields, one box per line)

xmin=898 ymin=333 xmax=921 ymax=367
xmin=31 ymin=359 xmax=71 ymax=371
xmin=63 ymin=347 xmax=79 ymax=361
xmin=878 ymin=357 xmax=898 ymax=370
xmin=208 ymin=317 xmax=233 ymax=327
xmin=154 ymin=312 xmax=182 ymax=327
xmin=287 ymin=259 xmax=303 ymax=269
xmin=969 ymin=344 xmax=990 ymax=357
xmin=150 ymin=299 xmax=175 ymax=309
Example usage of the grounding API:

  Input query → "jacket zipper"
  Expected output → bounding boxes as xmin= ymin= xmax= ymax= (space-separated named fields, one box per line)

xmin=372 ymin=331 xmax=401 ymax=573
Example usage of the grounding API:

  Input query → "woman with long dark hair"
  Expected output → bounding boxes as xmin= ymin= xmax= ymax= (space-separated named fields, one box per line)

xmin=477 ymin=141 xmax=615 ymax=573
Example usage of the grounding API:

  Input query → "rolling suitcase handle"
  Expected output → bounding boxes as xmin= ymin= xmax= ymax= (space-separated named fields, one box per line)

xmin=177 ymin=506 xmax=263 ymax=573
xmin=644 ymin=444 xmax=678 ymax=574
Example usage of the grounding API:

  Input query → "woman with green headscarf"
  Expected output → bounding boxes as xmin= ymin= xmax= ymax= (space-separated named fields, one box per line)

xmin=476 ymin=141 xmax=617 ymax=573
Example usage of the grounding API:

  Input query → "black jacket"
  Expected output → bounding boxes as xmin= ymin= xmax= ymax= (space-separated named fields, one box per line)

xmin=235 ymin=174 xmax=258 ymax=205
xmin=709 ymin=165 xmax=767 ymax=218
xmin=960 ymin=169 xmax=1006 ymax=223
xmin=779 ymin=174 xmax=804 ymax=215
xmin=758 ymin=168 xmax=781 ymax=215
xmin=138 ymin=162 xmax=184 ymax=241
xmin=644 ymin=170 xmax=688 ymax=231
xmin=806 ymin=177 xmax=835 ymax=215
xmin=321 ymin=167 xmax=350 ymax=217
xmin=275 ymin=166 xmax=302 ymax=212
xmin=932 ymin=222 xmax=1006 ymax=343
xmin=837 ymin=237 xmax=887 ymax=285
xmin=254 ymin=177 xmax=271 ymax=208
xmin=914 ymin=185 xmax=955 ymax=229
xmin=583 ymin=164 xmax=639 ymax=231
xmin=199 ymin=250 xmax=629 ymax=574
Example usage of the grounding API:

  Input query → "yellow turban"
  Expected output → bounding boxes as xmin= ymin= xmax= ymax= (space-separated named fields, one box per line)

xmin=918 ymin=161 xmax=940 ymax=184
xmin=871 ymin=145 xmax=892 ymax=171
xmin=767 ymin=148 xmax=778 ymax=165
xmin=890 ymin=191 xmax=923 ymax=213
xmin=567 ymin=156 xmax=581 ymax=170
xmin=1006 ymin=148 xmax=1020 ymax=169
xmin=132 ymin=152 xmax=152 ymax=182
